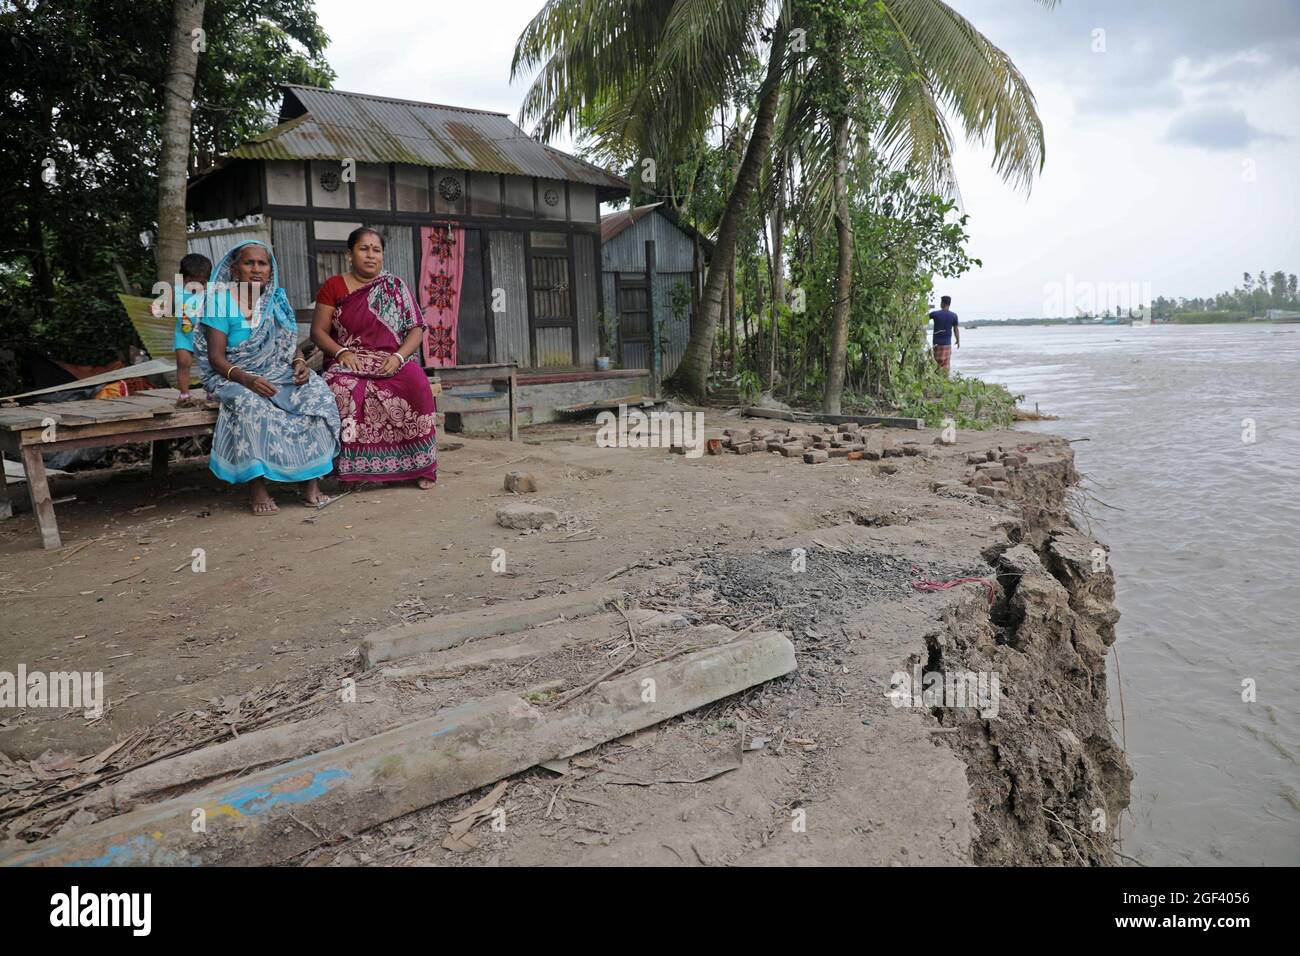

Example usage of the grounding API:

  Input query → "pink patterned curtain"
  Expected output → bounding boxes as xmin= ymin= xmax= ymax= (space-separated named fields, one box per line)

xmin=418 ymin=223 xmax=465 ymax=367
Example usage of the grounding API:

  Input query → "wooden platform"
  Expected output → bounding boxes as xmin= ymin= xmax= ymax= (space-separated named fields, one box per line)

xmin=428 ymin=363 xmax=518 ymax=440
xmin=0 ymin=389 xmax=217 ymax=549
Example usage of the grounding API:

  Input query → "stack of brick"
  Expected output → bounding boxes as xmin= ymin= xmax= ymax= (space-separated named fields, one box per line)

xmin=960 ymin=446 xmax=1025 ymax=498
xmin=708 ymin=420 xmax=933 ymax=467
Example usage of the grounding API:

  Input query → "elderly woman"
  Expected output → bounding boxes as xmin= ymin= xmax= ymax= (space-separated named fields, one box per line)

xmin=311 ymin=227 xmax=437 ymax=488
xmin=195 ymin=241 xmax=341 ymax=515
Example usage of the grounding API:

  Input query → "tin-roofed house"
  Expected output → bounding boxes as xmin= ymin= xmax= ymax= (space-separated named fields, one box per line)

xmin=185 ymin=85 xmax=644 ymax=429
xmin=599 ymin=202 xmax=712 ymax=379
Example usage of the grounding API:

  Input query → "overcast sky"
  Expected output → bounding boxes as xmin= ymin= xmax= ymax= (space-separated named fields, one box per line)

xmin=314 ymin=0 xmax=1300 ymax=320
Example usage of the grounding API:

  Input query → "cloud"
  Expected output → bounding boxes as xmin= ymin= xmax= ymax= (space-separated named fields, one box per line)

xmin=952 ymin=0 xmax=1300 ymax=117
xmin=1164 ymin=106 xmax=1289 ymax=149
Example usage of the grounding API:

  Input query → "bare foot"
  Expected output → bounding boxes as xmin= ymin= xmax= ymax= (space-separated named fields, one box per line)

xmin=416 ymin=477 xmax=436 ymax=490
xmin=301 ymin=478 xmax=331 ymax=507
xmin=249 ymin=478 xmax=278 ymax=516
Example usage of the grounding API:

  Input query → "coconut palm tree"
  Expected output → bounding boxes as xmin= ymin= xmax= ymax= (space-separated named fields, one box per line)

xmin=514 ymin=0 xmax=1055 ymax=402
xmin=157 ymin=0 xmax=206 ymax=284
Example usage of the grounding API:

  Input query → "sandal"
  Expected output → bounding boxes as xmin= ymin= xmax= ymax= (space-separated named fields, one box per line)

xmin=301 ymin=493 xmax=334 ymax=509
xmin=251 ymin=498 xmax=279 ymax=516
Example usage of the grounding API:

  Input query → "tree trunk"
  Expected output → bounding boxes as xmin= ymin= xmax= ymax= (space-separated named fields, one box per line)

xmin=762 ymin=181 xmax=785 ymax=393
xmin=666 ymin=21 xmax=788 ymax=402
xmin=727 ymin=262 xmax=736 ymax=376
xmin=823 ymin=109 xmax=852 ymax=414
xmin=156 ymin=0 xmax=206 ymax=282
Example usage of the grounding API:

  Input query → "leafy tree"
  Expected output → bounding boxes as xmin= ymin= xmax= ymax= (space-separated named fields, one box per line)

xmin=0 ymin=0 xmax=332 ymax=392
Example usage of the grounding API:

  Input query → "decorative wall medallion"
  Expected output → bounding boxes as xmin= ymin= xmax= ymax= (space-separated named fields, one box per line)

xmin=543 ymin=187 xmax=561 ymax=207
xmin=319 ymin=167 xmax=341 ymax=192
xmin=438 ymin=176 xmax=463 ymax=203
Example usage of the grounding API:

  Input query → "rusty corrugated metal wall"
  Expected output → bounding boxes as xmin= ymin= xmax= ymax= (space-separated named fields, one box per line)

xmin=534 ymin=328 xmax=572 ymax=367
xmin=364 ymin=222 xmax=417 ymax=297
xmin=488 ymin=231 xmax=529 ymax=366
xmin=270 ymin=218 xmax=312 ymax=310
xmin=573 ymin=234 xmax=599 ymax=366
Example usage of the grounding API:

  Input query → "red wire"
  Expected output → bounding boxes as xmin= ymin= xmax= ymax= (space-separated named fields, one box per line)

xmin=911 ymin=565 xmax=997 ymax=604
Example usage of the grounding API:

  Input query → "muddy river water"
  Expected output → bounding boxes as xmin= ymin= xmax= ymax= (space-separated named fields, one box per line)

xmin=960 ymin=322 xmax=1299 ymax=866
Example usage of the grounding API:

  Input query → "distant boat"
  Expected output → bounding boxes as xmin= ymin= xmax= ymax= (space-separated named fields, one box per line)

xmin=1131 ymin=313 xmax=1152 ymax=328
xmin=1267 ymin=309 xmax=1300 ymax=324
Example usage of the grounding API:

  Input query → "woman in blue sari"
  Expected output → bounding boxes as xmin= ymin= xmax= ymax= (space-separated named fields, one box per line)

xmin=195 ymin=242 xmax=341 ymax=515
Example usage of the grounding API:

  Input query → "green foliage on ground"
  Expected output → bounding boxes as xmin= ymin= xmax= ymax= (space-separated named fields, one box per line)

xmin=886 ymin=366 xmax=1022 ymax=430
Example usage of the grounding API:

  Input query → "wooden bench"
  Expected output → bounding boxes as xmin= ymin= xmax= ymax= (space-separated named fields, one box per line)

xmin=0 ymin=388 xmax=217 ymax=550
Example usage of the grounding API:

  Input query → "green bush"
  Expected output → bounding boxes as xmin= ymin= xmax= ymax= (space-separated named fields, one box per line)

xmin=888 ymin=364 xmax=1021 ymax=430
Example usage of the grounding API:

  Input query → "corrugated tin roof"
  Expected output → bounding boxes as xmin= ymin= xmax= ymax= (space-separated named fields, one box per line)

xmin=225 ymin=85 xmax=628 ymax=194
xmin=601 ymin=202 xmax=714 ymax=255
xmin=600 ymin=202 xmax=661 ymax=244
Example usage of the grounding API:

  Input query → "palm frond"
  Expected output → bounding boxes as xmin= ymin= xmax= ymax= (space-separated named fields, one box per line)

xmin=877 ymin=0 xmax=1054 ymax=193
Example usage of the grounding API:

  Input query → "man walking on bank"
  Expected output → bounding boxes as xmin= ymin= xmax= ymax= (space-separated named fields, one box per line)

xmin=928 ymin=296 xmax=960 ymax=374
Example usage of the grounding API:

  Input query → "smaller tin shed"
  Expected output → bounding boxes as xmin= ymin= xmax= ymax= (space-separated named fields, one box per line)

xmin=600 ymin=203 xmax=712 ymax=377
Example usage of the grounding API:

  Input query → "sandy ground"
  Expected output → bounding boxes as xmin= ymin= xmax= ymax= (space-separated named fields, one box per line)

xmin=0 ymin=410 xmax=1082 ymax=865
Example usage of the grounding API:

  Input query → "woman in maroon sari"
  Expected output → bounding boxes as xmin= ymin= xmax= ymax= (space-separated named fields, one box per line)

xmin=311 ymin=228 xmax=437 ymax=488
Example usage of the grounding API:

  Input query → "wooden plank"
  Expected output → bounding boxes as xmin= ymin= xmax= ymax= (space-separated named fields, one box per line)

xmin=138 ymin=387 xmax=216 ymax=408
xmin=104 ymin=395 xmax=179 ymax=415
xmin=20 ymin=445 xmax=60 ymax=549
xmin=70 ymin=399 xmax=160 ymax=421
xmin=508 ymin=370 xmax=518 ymax=441
xmin=1 ymin=632 xmax=796 ymax=867
xmin=0 ymin=408 xmax=59 ymax=431
xmin=18 ymin=418 xmax=216 ymax=451
xmin=0 ymin=357 xmax=176 ymax=402
xmin=19 ymin=403 xmax=98 ymax=426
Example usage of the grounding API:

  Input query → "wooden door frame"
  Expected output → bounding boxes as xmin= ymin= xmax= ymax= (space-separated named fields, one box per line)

xmin=613 ymin=271 xmax=649 ymax=369
xmin=524 ymin=232 xmax=579 ymax=366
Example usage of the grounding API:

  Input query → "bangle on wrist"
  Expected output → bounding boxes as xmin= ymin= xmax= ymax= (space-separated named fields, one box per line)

xmin=334 ymin=347 xmax=351 ymax=359
xmin=226 ymin=365 xmax=241 ymax=382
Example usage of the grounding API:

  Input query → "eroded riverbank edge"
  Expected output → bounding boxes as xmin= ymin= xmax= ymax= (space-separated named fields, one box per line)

xmin=0 ymin=415 xmax=1131 ymax=865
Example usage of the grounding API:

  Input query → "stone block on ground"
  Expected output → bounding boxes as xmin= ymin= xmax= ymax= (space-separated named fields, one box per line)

xmin=804 ymin=450 xmax=829 ymax=464
xmin=504 ymin=471 xmax=537 ymax=494
xmin=496 ymin=503 xmax=560 ymax=530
